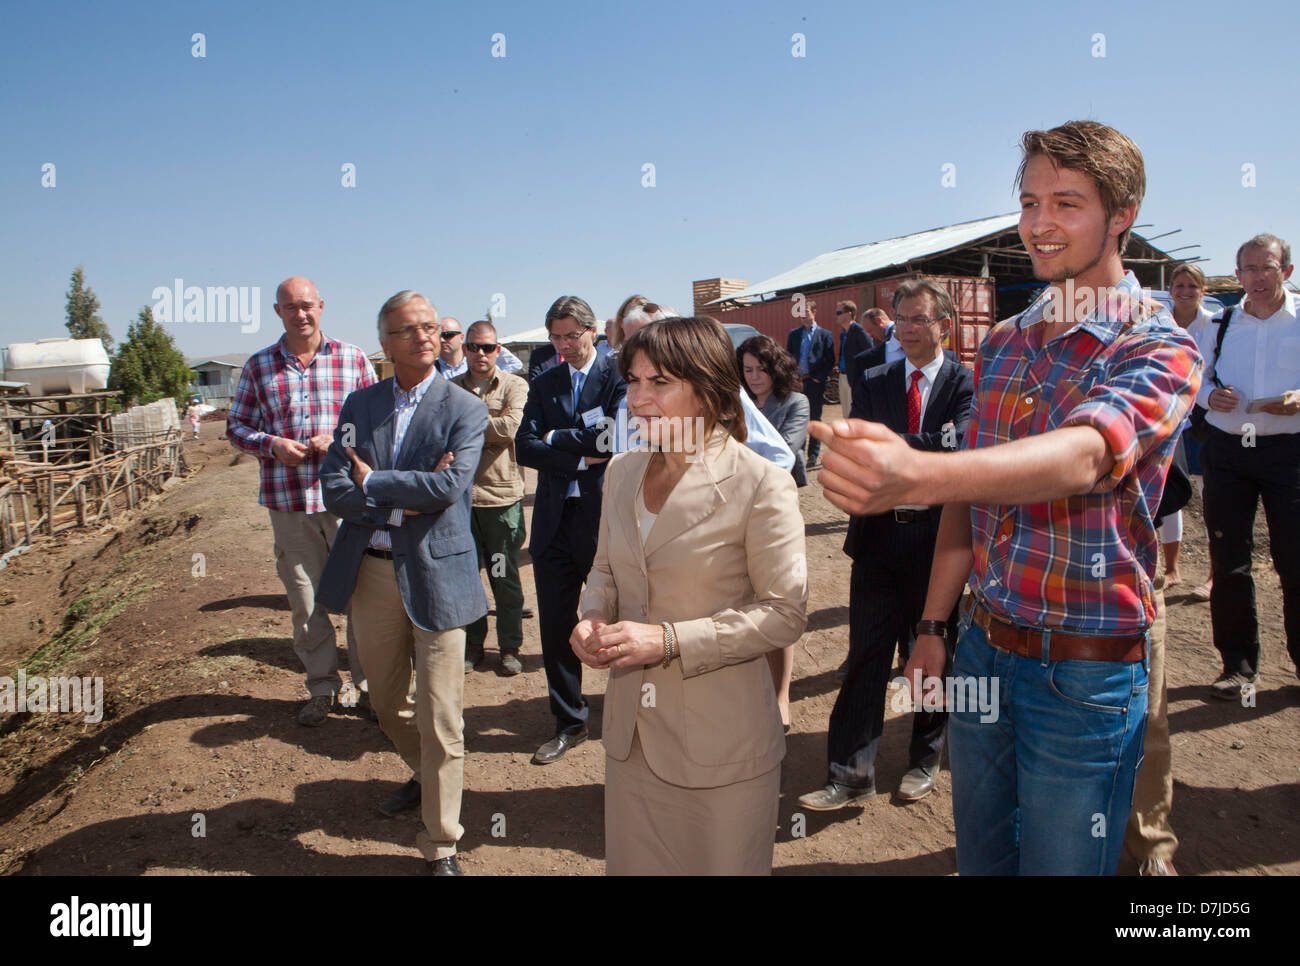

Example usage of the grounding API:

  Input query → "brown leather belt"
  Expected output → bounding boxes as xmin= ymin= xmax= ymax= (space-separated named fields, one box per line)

xmin=969 ymin=601 xmax=1145 ymax=663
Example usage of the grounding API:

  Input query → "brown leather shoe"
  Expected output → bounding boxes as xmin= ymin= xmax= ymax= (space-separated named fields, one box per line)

xmin=797 ymin=782 xmax=876 ymax=810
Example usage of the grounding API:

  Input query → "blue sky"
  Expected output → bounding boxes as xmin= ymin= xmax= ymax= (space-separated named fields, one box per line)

xmin=2 ymin=0 xmax=1296 ymax=360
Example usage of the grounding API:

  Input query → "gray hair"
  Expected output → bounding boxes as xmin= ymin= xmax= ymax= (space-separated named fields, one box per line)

xmin=891 ymin=277 xmax=955 ymax=322
xmin=1236 ymin=233 xmax=1292 ymax=270
xmin=621 ymin=302 xmax=679 ymax=340
xmin=377 ymin=290 xmax=437 ymax=344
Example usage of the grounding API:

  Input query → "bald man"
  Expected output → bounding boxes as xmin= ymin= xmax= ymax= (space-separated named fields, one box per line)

xmin=228 ymin=277 xmax=378 ymax=726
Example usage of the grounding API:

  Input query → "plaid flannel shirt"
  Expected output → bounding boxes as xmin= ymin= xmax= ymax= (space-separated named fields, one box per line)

xmin=966 ymin=272 xmax=1203 ymax=635
xmin=227 ymin=335 xmax=377 ymax=513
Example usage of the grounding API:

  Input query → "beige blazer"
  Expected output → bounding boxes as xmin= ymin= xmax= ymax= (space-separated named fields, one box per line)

xmin=580 ymin=429 xmax=808 ymax=788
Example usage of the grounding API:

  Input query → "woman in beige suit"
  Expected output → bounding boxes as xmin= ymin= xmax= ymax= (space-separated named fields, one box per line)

xmin=570 ymin=316 xmax=808 ymax=875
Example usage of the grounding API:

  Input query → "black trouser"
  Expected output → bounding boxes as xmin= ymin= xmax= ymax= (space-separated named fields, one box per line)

xmin=533 ymin=500 xmax=597 ymax=734
xmin=828 ymin=512 xmax=956 ymax=790
xmin=1201 ymin=426 xmax=1300 ymax=676
xmin=802 ymin=376 xmax=826 ymax=462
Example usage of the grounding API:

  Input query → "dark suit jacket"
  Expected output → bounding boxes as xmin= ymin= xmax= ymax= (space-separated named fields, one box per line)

xmin=838 ymin=322 xmax=870 ymax=376
xmin=317 ymin=375 xmax=490 ymax=632
xmin=786 ymin=324 xmax=835 ymax=383
xmin=528 ymin=343 xmax=561 ymax=383
xmin=843 ymin=355 xmax=974 ymax=561
xmin=515 ymin=352 xmax=627 ymax=555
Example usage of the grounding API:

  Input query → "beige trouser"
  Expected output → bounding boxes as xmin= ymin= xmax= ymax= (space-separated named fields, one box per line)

xmin=351 ymin=553 xmax=465 ymax=861
xmin=839 ymin=373 xmax=853 ymax=415
xmin=268 ymin=509 xmax=364 ymax=698
xmin=1125 ymin=576 xmax=1177 ymax=862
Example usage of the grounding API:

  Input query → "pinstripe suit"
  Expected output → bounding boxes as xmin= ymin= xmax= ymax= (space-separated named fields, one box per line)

xmin=826 ymin=354 xmax=973 ymax=791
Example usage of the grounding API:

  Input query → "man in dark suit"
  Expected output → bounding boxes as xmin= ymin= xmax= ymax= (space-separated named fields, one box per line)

xmin=516 ymin=295 xmax=627 ymax=763
xmin=799 ymin=277 xmax=974 ymax=810
xmin=786 ymin=298 xmax=836 ymax=466
xmin=835 ymin=300 xmax=871 ymax=414
xmin=848 ymin=307 xmax=902 ymax=389
xmin=317 ymin=289 xmax=488 ymax=876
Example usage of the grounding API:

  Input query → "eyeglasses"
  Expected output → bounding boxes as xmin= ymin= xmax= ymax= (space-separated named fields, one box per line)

xmin=387 ymin=323 xmax=439 ymax=341
xmin=549 ymin=329 xmax=589 ymax=344
xmin=893 ymin=314 xmax=947 ymax=328
xmin=465 ymin=342 xmax=499 ymax=354
xmin=834 ymin=308 xmax=851 ymax=315
xmin=1238 ymin=263 xmax=1284 ymax=276
xmin=440 ymin=330 xmax=463 ymax=339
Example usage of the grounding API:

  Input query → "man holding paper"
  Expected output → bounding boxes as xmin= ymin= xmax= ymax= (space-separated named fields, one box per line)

xmin=1199 ymin=233 xmax=1300 ymax=698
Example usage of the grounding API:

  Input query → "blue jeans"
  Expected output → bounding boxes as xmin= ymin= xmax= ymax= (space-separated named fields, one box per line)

xmin=948 ymin=612 xmax=1148 ymax=875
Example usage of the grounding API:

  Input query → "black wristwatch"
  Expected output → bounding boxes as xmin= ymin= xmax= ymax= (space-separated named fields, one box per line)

xmin=915 ymin=620 xmax=949 ymax=641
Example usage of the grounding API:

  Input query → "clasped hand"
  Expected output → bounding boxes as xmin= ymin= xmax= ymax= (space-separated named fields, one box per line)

xmin=570 ymin=613 xmax=663 ymax=669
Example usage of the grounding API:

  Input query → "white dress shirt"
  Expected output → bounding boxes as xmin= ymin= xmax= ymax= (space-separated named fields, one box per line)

xmin=546 ymin=354 xmax=598 ymax=498
xmin=896 ymin=351 xmax=945 ymax=510
xmin=1196 ymin=292 xmax=1300 ymax=437
xmin=363 ymin=368 xmax=438 ymax=550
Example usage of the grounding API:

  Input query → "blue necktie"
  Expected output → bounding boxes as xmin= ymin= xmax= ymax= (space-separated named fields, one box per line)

xmin=568 ymin=370 xmax=586 ymax=499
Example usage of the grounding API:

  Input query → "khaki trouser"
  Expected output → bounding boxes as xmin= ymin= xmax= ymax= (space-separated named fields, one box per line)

xmin=351 ymin=554 xmax=465 ymax=861
xmin=268 ymin=509 xmax=364 ymax=698
xmin=839 ymin=373 xmax=853 ymax=415
xmin=1125 ymin=575 xmax=1177 ymax=862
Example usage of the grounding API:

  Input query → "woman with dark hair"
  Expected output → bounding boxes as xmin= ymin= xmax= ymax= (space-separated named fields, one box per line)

xmin=570 ymin=316 xmax=808 ymax=875
xmin=736 ymin=334 xmax=809 ymax=731
xmin=738 ymin=336 xmax=810 ymax=487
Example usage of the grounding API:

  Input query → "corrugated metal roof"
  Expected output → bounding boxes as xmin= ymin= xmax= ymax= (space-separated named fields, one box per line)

xmin=186 ymin=354 xmax=250 ymax=368
xmin=714 ymin=213 xmax=1020 ymax=302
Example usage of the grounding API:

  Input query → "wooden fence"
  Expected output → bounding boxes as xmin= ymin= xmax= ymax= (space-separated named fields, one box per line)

xmin=0 ymin=431 xmax=187 ymax=554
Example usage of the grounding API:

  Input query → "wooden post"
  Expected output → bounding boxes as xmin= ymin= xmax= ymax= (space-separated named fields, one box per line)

xmin=45 ymin=473 xmax=55 ymax=535
xmin=76 ymin=482 xmax=86 ymax=527
xmin=19 ymin=487 xmax=31 ymax=544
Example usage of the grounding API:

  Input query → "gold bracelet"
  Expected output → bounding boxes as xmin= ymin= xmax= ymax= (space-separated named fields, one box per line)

xmin=661 ymin=621 xmax=676 ymax=668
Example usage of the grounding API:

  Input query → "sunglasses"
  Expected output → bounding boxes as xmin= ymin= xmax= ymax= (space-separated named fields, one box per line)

xmin=441 ymin=330 xmax=463 ymax=339
xmin=465 ymin=342 xmax=499 ymax=354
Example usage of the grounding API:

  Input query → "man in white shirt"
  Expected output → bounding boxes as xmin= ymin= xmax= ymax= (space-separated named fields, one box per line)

xmin=1200 ymin=233 xmax=1300 ymax=698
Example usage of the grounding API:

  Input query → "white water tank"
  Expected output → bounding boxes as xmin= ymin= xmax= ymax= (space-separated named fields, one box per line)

xmin=5 ymin=338 xmax=111 ymax=395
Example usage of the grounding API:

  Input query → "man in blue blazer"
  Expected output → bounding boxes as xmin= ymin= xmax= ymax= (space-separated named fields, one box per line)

xmin=318 ymin=290 xmax=487 ymax=876
xmin=516 ymin=295 xmax=627 ymax=764
xmin=786 ymin=299 xmax=836 ymax=466
xmin=800 ymin=278 xmax=974 ymax=811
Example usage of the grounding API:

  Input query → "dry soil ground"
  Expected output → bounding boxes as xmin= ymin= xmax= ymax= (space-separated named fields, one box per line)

xmin=1 ymin=410 xmax=1296 ymax=876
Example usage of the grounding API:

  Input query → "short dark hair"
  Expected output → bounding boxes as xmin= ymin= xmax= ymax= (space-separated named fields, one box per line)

xmin=1016 ymin=120 xmax=1146 ymax=255
xmin=544 ymin=295 xmax=596 ymax=332
xmin=836 ymin=300 xmax=857 ymax=319
xmin=467 ymin=319 xmax=497 ymax=339
xmin=618 ymin=316 xmax=747 ymax=443
xmin=737 ymin=335 xmax=800 ymax=400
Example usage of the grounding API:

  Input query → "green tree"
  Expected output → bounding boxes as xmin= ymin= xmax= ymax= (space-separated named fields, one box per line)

xmin=108 ymin=306 xmax=193 ymax=406
xmin=65 ymin=266 xmax=115 ymax=352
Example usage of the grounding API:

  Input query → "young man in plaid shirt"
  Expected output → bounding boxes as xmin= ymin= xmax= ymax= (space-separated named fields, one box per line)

xmin=812 ymin=121 xmax=1203 ymax=874
xmin=228 ymin=277 xmax=377 ymax=726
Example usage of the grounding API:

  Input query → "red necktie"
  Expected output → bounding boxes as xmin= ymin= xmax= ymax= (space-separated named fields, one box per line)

xmin=907 ymin=370 xmax=923 ymax=434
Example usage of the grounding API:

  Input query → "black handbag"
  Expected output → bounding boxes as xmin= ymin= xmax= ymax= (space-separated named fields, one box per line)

xmin=1187 ymin=306 xmax=1234 ymax=443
